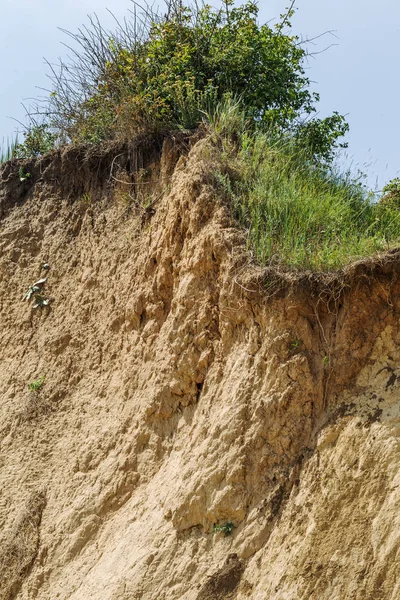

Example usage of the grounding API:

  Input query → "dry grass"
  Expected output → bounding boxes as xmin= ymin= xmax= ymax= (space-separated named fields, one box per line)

xmin=16 ymin=391 xmax=53 ymax=424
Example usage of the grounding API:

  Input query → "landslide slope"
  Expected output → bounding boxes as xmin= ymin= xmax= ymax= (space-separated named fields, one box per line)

xmin=0 ymin=137 xmax=399 ymax=600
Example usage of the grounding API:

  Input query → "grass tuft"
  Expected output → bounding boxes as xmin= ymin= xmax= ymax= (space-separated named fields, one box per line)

xmin=28 ymin=376 xmax=46 ymax=393
xmin=0 ymin=491 xmax=46 ymax=600
xmin=0 ymin=136 xmax=18 ymax=165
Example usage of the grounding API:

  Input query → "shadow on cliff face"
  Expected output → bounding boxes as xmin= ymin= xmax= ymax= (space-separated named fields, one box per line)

xmin=0 ymin=492 xmax=46 ymax=600
xmin=196 ymin=554 xmax=245 ymax=600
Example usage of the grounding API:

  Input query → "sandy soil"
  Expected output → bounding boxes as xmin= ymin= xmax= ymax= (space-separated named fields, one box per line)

xmin=0 ymin=138 xmax=399 ymax=599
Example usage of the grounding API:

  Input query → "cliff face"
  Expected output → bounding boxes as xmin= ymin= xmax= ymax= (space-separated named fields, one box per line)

xmin=0 ymin=138 xmax=399 ymax=600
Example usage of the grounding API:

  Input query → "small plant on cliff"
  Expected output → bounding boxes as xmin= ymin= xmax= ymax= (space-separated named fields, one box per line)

xmin=24 ymin=284 xmax=40 ymax=301
xmin=32 ymin=294 xmax=50 ymax=309
xmin=24 ymin=278 xmax=50 ymax=308
xmin=24 ymin=278 xmax=47 ymax=301
xmin=213 ymin=522 xmax=235 ymax=536
xmin=18 ymin=167 xmax=31 ymax=182
xmin=289 ymin=338 xmax=302 ymax=353
xmin=80 ymin=192 xmax=92 ymax=205
xmin=28 ymin=376 xmax=46 ymax=393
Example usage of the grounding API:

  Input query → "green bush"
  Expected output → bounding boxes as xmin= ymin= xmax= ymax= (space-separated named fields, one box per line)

xmin=381 ymin=177 xmax=400 ymax=208
xmin=41 ymin=0 xmax=347 ymax=160
xmin=382 ymin=178 xmax=400 ymax=195
xmin=13 ymin=124 xmax=56 ymax=158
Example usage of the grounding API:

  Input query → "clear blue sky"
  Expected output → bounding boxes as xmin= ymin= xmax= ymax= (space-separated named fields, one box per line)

xmin=1 ymin=0 xmax=399 ymax=190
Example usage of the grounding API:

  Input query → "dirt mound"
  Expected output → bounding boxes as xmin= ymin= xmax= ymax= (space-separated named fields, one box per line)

xmin=0 ymin=137 xmax=399 ymax=599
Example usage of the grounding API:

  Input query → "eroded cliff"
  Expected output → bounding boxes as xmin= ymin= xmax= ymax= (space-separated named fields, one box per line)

xmin=0 ymin=137 xmax=399 ymax=599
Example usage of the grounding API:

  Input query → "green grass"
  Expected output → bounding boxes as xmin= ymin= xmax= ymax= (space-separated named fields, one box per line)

xmin=0 ymin=136 xmax=18 ymax=165
xmin=28 ymin=376 xmax=46 ymax=393
xmin=213 ymin=522 xmax=235 ymax=536
xmin=206 ymin=101 xmax=400 ymax=272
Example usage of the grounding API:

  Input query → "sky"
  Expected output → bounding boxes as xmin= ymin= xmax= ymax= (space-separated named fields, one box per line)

xmin=1 ymin=0 xmax=399 ymax=190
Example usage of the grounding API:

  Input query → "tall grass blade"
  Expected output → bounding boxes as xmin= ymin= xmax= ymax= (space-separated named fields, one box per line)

xmin=0 ymin=135 xmax=19 ymax=165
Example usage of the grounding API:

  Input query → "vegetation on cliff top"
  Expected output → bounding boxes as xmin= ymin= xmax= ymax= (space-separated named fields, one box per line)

xmin=1 ymin=0 xmax=400 ymax=271
xmin=0 ymin=136 xmax=18 ymax=165
xmin=206 ymin=99 xmax=400 ymax=270
xmin=12 ymin=0 xmax=349 ymax=160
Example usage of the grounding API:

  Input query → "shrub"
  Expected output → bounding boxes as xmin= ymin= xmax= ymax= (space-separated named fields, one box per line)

xmin=381 ymin=178 xmax=400 ymax=208
xmin=28 ymin=0 xmax=348 ymax=161
xmin=294 ymin=112 xmax=349 ymax=164
xmin=13 ymin=124 xmax=56 ymax=158
xmin=382 ymin=177 xmax=400 ymax=195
